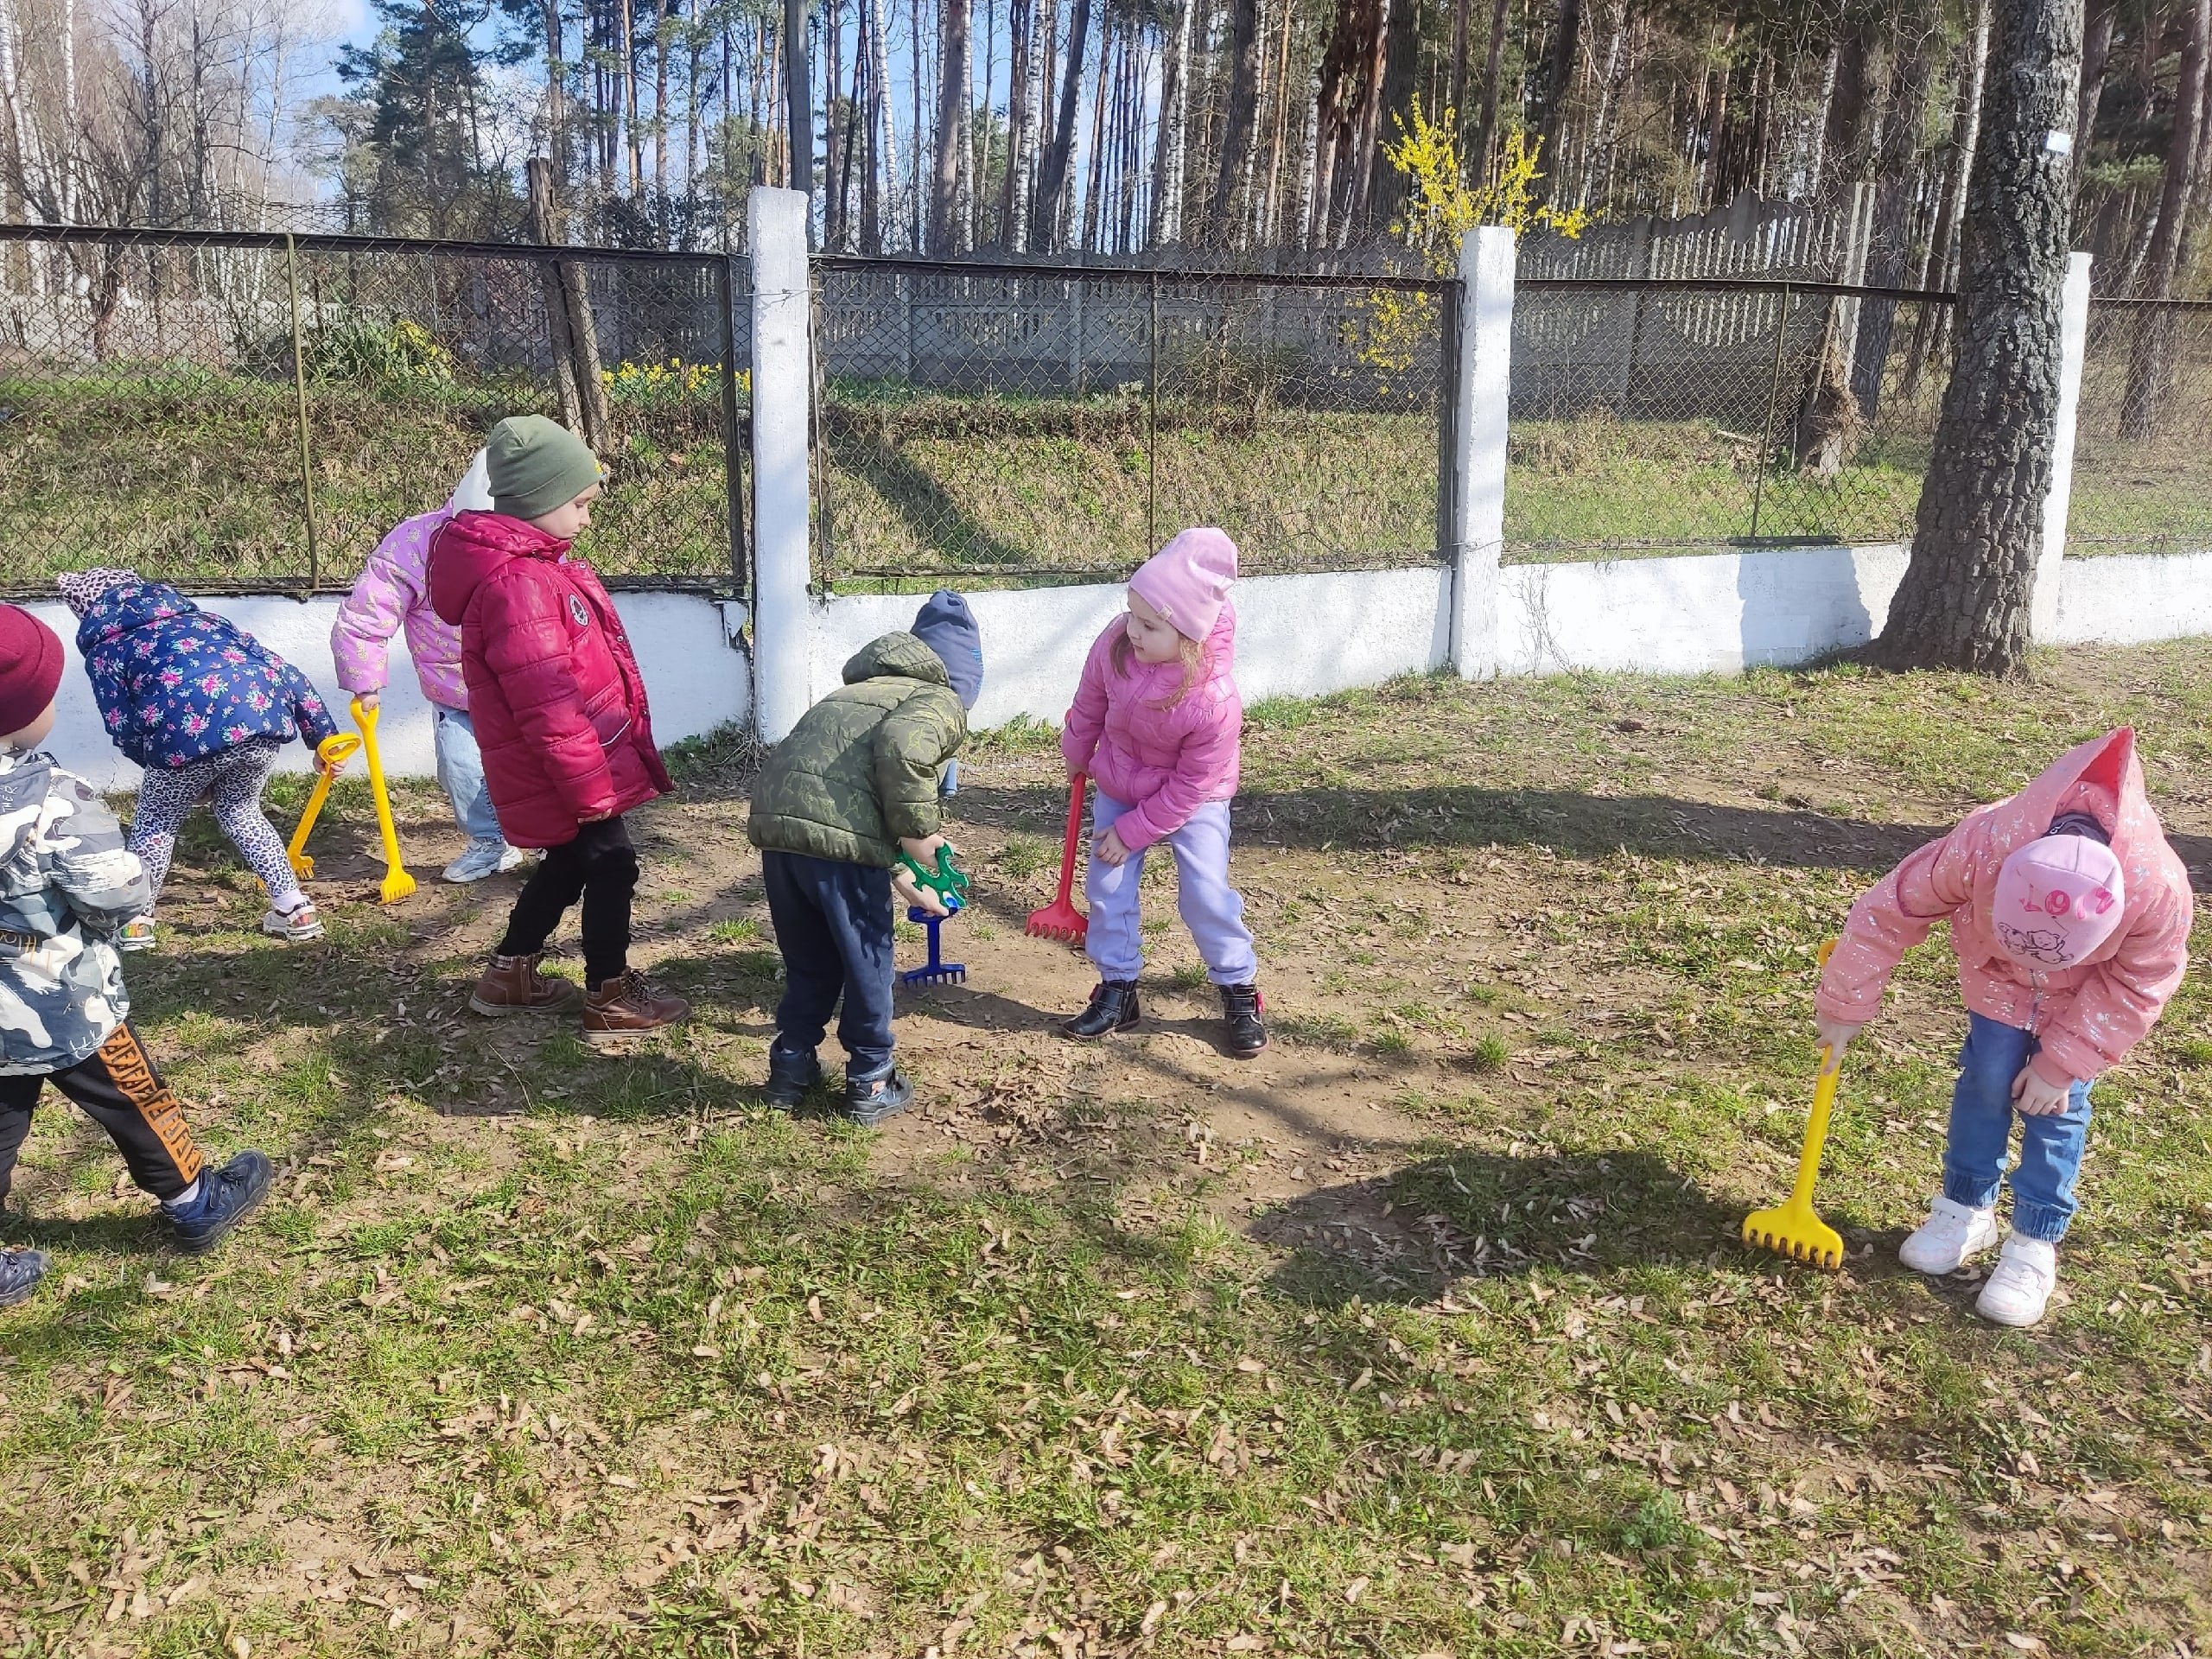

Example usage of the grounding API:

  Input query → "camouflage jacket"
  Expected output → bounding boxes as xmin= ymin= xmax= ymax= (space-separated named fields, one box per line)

xmin=0 ymin=749 xmax=148 ymax=1075
xmin=747 ymin=633 xmax=968 ymax=868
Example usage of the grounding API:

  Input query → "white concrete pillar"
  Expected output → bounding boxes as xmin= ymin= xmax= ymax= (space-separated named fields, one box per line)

xmin=750 ymin=186 xmax=815 ymax=743
xmin=1449 ymin=224 xmax=1515 ymax=679
xmin=2033 ymin=250 xmax=2094 ymax=641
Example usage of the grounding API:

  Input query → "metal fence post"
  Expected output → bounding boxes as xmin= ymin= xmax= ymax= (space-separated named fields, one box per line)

xmin=1448 ymin=225 xmax=1514 ymax=680
xmin=1749 ymin=285 xmax=1791 ymax=544
xmin=2033 ymin=250 xmax=2095 ymax=641
xmin=1147 ymin=271 xmax=1160 ymax=556
xmin=717 ymin=250 xmax=750 ymax=595
xmin=283 ymin=232 xmax=321 ymax=597
xmin=750 ymin=187 xmax=816 ymax=743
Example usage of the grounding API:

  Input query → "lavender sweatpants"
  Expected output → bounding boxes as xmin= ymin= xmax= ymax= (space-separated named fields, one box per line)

xmin=1084 ymin=794 xmax=1257 ymax=986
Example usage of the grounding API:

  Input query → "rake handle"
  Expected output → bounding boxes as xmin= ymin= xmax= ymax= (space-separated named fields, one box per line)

xmin=1052 ymin=773 xmax=1089 ymax=906
xmin=351 ymin=697 xmax=411 ymax=896
xmin=1788 ymin=1050 xmax=1841 ymax=1209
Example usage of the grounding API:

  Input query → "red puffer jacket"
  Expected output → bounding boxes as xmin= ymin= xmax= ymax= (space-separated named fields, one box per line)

xmin=427 ymin=511 xmax=671 ymax=849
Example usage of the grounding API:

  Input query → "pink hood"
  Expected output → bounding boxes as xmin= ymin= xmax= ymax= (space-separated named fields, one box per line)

xmin=329 ymin=465 xmax=488 ymax=709
xmin=1059 ymin=603 xmax=1241 ymax=851
xmin=1818 ymin=728 xmax=2193 ymax=1084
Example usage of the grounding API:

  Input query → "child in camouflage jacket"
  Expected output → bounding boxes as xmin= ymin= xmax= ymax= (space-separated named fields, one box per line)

xmin=0 ymin=604 xmax=271 ymax=1309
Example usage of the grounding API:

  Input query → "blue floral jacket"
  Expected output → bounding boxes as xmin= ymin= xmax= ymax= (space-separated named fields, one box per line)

xmin=74 ymin=583 xmax=340 ymax=771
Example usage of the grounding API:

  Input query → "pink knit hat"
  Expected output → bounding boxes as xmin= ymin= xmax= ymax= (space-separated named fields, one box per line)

xmin=1993 ymin=834 xmax=2126 ymax=969
xmin=1129 ymin=528 xmax=1238 ymax=643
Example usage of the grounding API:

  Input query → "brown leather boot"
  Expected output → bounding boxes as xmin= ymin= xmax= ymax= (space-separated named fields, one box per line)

xmin=582 ymin=970 xmax=691 ymax=1046
xmin=468 ymin=952 xmax=580 ymax=1017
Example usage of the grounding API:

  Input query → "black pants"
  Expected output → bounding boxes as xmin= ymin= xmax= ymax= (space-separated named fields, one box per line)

xmin=761 ymin=850 xmax=896 ymax=1077
xmin=0 ymin=1023 xmax=205 ymax=1207
xmin=497 ymin=816 xmax=638 ymax=988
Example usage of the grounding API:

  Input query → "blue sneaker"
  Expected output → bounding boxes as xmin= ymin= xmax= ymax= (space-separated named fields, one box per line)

xmin=843 ymin=1067 xmax=914 ymax=1128
xmin=165 ymin=1150 xmax=272 ymax=1254
xmin=762 ymin=1044 xmax=822 ymax=1110
xmin=0 ymin=1247 xmax=50 ymax=1307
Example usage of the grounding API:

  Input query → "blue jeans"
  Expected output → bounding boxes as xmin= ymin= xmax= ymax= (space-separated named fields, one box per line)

xmin=1944 ymin=1012 xmax=2094 ymax=1243
xmin=433 ymin=705 xmax=504 ymax=842
xmin=761 ymin=851 xmax=896 ymax=1078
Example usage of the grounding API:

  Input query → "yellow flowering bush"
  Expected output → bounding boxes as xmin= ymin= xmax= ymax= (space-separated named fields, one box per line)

xmin=600 ymin=356 xmax=749 ymax=407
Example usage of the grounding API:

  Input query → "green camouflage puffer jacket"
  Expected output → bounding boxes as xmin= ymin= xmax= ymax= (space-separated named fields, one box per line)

xmin=748 ymin=632 xmax=968 ymax=868
xmin=0 ymin=748 xmax=150 ymax=1074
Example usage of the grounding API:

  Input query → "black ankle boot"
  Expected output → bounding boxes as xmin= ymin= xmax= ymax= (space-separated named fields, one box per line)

xmin=1218 ymin=983 xmax=1267 ymax=1058
xmin=1063 ymin=980 xmax=1141 ymax=1039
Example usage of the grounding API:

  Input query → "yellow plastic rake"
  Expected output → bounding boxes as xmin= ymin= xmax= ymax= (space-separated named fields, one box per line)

xmin=352 ymin=698 xmax=416 ymax=904
xmin=285 ymin=732 xmax=363 ymax=880
xmin=1741 ymin=939 xmax=1847 ymax=1270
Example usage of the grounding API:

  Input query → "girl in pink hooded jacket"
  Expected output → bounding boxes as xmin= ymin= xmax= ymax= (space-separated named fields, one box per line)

xmin=328 ymin=453 xmax=524 ymax=885
xmin=1817 ymin=728 xmax=2190 ymax=1327
xmin=1058 ymin=529 xmax=1265 ymax=1058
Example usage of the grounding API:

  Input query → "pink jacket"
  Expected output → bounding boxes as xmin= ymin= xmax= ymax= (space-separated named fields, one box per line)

xmin=1059 ymin=603 xmax=1240 ymax=851
xmin=331 ymin=495 xmax=472 ymax=710
xmin=1818 ymin=728 xmax=2192 ymax=1086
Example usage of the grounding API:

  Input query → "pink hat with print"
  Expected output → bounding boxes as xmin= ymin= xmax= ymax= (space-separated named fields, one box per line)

xmin=1129 ymin=528 xmax=1238 ymax=642
xmin=1993 ymin=834 xmax=2126 ymax=969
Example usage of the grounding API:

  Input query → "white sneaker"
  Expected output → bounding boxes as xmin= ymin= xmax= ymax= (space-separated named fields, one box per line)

xmin=1898 ymin=1196 xmax=2000 ymax=1274
xmin=443 ymin=839 xmax=522 ymax=883
xmin=1976 ymin=1234 xmax=2058 ymax=1327
xmin=260 ymin=902 xmax=324 ymax=942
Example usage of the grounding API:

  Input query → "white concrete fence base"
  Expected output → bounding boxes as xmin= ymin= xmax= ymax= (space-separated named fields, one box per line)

xmin=38 ymin=226 xmax=2194 ymax=784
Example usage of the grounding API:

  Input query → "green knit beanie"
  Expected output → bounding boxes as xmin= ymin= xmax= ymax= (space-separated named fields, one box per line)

xmin=486 ymin=416 xmax=603 ymax=521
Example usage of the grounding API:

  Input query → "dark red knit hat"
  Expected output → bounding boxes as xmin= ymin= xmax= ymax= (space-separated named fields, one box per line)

xmin=0 ymin=604 xmax=64 ymax=740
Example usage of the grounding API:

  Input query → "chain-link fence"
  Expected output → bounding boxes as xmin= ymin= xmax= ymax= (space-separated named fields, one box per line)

xmin=1504 ymin=278 xmax=1950 ymax=563
xmin=809 ymin=257 xmax=1452 ymax=590
xmin=2069 ymin=300 xmax=2212 ymax=557
xmin=0 ymin=226 xmax=749 ymax=601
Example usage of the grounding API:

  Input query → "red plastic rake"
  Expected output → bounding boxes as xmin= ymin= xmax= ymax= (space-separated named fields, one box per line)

xmin=1027 ymin=773 xmax=1090 ymax=944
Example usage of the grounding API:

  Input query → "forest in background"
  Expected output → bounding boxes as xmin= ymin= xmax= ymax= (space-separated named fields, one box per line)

xmin=1 ymin=0 xmax=2210 ymax=292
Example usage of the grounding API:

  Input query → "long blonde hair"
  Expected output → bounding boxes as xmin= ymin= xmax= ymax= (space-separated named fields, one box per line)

xmin=1109 ymin=626 xmax=1206 ymax=708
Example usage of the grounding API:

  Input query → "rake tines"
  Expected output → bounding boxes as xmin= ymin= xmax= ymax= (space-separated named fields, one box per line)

xmin=1027 ymin=774 xmax=1090 ymax=945
xmin=899 ymin=906 xmax=965 ymax=988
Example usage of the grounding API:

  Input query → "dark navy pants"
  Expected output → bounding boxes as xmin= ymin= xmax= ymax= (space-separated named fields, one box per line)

xmin=761 ymin=850 xmax=896 ymax=1078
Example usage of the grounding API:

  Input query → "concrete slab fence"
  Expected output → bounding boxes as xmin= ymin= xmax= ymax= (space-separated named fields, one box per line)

xmin=37 ymin=197 xmax=2212 ymax=785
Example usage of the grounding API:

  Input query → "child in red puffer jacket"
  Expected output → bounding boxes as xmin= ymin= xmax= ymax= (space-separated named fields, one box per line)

xmin=428 ymin=416 xmax=689 ymax=1046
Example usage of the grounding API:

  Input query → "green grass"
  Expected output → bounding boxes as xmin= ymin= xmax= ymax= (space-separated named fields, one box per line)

xmin=6 ymin=639 xmax=2212 ymax=1651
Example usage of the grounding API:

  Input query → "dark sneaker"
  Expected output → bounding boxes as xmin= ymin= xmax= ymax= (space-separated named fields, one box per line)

xmin=469 ymin=951 xmax=580 ymax=1016
xmin=582 ymin=971 xmax=692 ymax=1046
xmin=844 ymin=1068 xmax=914 ymax=1127
xmin=1219 ymin=983 xmax=1268 ymax=1058
xmin=0 ymin=1246 xmax=50 ymax=1308
xmin=763 ymin=1044 xmax=822 ymax=1110
xmin=166 ymin=1150 xmax=272 ymax=1255
xmin=1062 ymin=980 xmax=1141 ymax=1040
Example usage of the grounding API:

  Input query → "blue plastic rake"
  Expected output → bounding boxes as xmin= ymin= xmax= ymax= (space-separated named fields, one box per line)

xmin=899 ymin=895 xmax=966 ymax=987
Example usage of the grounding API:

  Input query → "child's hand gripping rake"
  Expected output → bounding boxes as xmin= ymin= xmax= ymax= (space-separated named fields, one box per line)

xmin=1027 ymin=773 xmax=1089 ymax=944
xmin=1741 ymin=940 xmax=1846 ymax=1269
xmin=285 ymin=733 xmax=363 ymax=880
xmin=350 ymin=698 xmax=416 ymax=904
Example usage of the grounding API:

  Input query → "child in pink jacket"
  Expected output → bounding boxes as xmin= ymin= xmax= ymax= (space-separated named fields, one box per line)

xmin=1058 ymin=529 xmax=1264 ymax=1058
xmin=330 ymin=453 xmax=525 ymax=884
xmin=1816 ymin=728 xmax=2190 ymax=1327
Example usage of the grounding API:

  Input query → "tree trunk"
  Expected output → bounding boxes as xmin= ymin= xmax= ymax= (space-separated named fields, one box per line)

xmin=1872 ymin=0 xmax=2084 ymax=675
xmin=2120 ymin=0 xmax=2209 ymax=437
xmin=653 ymin=0 xmax=672 ymax=204
xmin=930 ymin=0 xmax=970 ymax=251
xmin=1081 ymin=10 xmax=1111 ymax=250
xmin=2075 ymin=0 xmax=2113 ymax=162
xmin=1037 ymin=0 xmax=1091 ymax=250
xmin=1210 ymin=0 xmax=1261 ymax=240
xmin=1261 ymin=0 xmax=1295 ymax=243
xmin=1534 ymin=0 xmax=1582 ymax=189
xmin=785 ymin=0 xmax=813 ymax=213
xmin=824 ymin=0 xmax=847 ymax=245
xmin=1471 ymin=0 xmax=1510 ymax=182
xmin=997 ymin=0 xmax=1030 ymax=246
xmin=1151 ymin=0 xmax=1192 ymax=244
xmin=1449 ymin=0 xmax=1470 ymax=118
xmin=1905 ymin=0 xmax=1992 ymax=393
xmin=529 ymin=157 xmax=610 ymax=451
xmin=1343 ymin=0 xmax=1393 ymax=241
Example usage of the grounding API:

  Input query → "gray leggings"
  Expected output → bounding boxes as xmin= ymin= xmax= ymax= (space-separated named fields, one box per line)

xmin=129 ymin=741 xmax=306 ymax=915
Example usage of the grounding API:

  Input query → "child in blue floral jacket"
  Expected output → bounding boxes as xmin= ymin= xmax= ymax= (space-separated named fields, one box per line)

xmin=59 ymin=569 xmax=341 ymax=947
